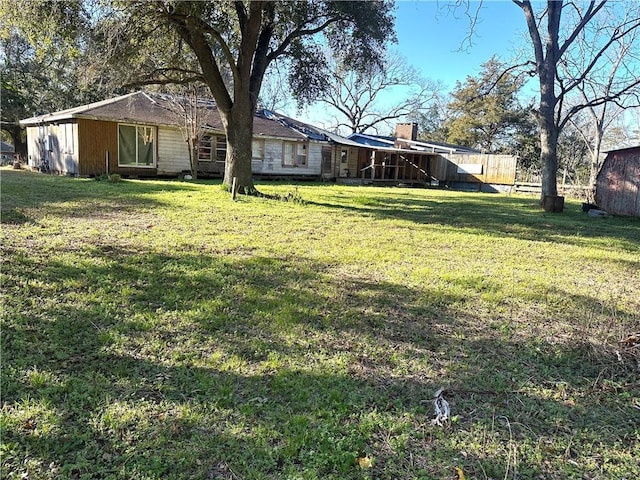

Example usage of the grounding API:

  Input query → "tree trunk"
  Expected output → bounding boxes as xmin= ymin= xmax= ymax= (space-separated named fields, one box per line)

xmin=221 ymin=101 xmax=256 ymax=194
xmin=587 ymin=129 xmax=603 ymax=202
xmin=538 ymin=106 xmax=559 ymax=199
xmin=537 ymin=54 xmax=559 ymax=200
xmin=190 ymin=138 xmax=198 ymax=180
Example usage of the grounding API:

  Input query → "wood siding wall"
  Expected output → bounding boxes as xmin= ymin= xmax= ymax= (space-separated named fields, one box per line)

xmin=26 ymin=126 xmax=42 ymax=168
xmin=77 ymin=118 xmax=158 ymax=177
xmin=596 ymin=148 xmax=640 ymax=217
xmin=434 ymin=154 xmax=517 ymax=185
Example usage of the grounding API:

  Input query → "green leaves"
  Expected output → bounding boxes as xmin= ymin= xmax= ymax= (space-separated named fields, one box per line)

xmin=444 ymin=56 xmax=529 ymax=152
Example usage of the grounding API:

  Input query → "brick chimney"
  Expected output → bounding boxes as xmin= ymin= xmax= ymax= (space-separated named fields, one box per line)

xmin=395 ymin=122 xmax=418 ymax=141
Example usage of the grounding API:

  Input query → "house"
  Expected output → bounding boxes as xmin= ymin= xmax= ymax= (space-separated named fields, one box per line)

xmin=348 ymin=123 xmax=518 ymax=191
xmin=19 ymin=93 xmax=517 ymax=189
xmin=19 ymin=91 xmax=361 ymax=179
xmin=1 ymin=141 xmax=16 ymax=165
xmin=595 ymin=146 xmax=640 ymax=217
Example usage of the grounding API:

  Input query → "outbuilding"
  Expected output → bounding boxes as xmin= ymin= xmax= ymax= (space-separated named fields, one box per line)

xmin=595 ymin=146 xmax=640 ymax=217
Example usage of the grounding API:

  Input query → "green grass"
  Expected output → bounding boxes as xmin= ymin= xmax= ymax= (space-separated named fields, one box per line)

xmin=1 ymin=168 xmax=639 ymax=479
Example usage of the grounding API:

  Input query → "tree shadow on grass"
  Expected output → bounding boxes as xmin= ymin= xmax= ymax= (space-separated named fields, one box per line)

xmin=3 ymin=246 xmax=639 ymax=479
xmin=306 ymin=190 xmax=640 ymax=253
xmin=0 ymin=169 xmax=207 ymax=225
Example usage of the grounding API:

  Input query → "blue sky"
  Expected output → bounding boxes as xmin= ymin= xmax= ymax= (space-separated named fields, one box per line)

xmin=294 ymin=0 xmax=638 ymax=139
xmin=395 ymin=1 xmax=529 ymax=89
xmin=296 ymin=1 xmax=535 ymax=130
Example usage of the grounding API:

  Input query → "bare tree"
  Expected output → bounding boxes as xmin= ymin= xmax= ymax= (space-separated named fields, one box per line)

xmin=159 ymin=85 xmax=214 ymax=180
xmin=513 ymin=0 xmax=640 ymax=202
xmin=561 ymin=17 xmax=640 ymax=198
xmin=257 ymin=62 xmax=295 ymax=113
xmin=314 ymin=51 xmax=442 ymax=135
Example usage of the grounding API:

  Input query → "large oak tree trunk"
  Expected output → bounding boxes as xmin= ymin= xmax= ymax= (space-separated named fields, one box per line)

xmin=221 ymin=99 xmax=256 ymax=194
xmin=537 ymin=52 xmax=559 ymax=200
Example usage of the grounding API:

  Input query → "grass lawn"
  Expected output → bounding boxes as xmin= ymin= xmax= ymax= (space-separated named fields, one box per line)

xmin=1 ymin=168 xmax=639 ymax=480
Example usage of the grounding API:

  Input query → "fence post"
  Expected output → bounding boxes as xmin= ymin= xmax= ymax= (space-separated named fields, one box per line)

xmin=231 ymin=176 xmax=237 ymax=201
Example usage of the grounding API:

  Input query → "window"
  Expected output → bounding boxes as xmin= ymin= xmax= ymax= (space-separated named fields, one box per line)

xmin=282 ymin=141 xmax=308 ymax=167
xmin=215 ymin=137 xmax=227 ymax=163
xmin=283 ymin=142 xmax=295 ymax=166
xmin=198 ymin=135 xmax=226 ymax=163
xmin=341 ymin=148 xmax=348 ymax=163
xmin=198 ymin=135 xmax=213 ymax=162
xmin=118 ymin=124 xmax=155 ymax=167
xmin=297 ymin=143 xmax=307 ymax=166
xmin=252 ymin=139 xmax=265 ymax=161
xmin=62 ymin=123 xmax=74 ymax=154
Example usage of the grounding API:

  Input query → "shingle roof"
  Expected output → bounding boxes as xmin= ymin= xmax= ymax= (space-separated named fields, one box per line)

xmin=19 ymin=91 xmax=328 ymax=141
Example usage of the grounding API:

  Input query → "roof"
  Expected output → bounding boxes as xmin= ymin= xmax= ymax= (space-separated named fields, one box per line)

xmin=603 ymin=145 xmax=640 ymax=155
xmin=19 ymin=91 xmax=361 ymax=145
xmin=1 ymin=141 xmax=15 ymax=153
xmin=256 ymin=110 xmax=364 ymax=147
xmin=348 ymin=132 xmax=481 ymax=155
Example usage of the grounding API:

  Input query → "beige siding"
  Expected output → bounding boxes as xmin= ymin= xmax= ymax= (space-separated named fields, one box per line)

xmin=307 ymin=142 xmax=323 ymax=174
xmin=26 ymin=126 xmax=42 ymax=168
xmin=25 ymin=123 xmax=79 ymax=174
xmin=157 ymin=127 xmax=190 ymax=175
xmin=334 ymin=146 xmax=361 ymax=178
xmin=252 ymin=138 xmax=322 ymax=176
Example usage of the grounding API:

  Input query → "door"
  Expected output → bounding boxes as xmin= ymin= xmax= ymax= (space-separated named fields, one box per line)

xmin=321 ymin=146 xmax=332 ymax=177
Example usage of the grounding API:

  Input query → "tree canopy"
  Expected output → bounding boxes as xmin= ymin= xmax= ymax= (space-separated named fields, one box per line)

xmin=93 ymin=1 xmax=396 ymax=193
xmin=444 ymin=56 xmax=528 ymax=152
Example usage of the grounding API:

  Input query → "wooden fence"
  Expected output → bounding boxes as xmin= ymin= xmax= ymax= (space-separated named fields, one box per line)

xmin=514 ymin=182 xmax=593 ymax=199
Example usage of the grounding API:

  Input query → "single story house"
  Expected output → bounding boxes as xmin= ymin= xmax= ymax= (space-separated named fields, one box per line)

xmin=595 ymin=145 xmax=640 ymax=217
xmin=19 ymin=93 xmax=517 ymax=189
xmin=19 ymin=91 xmax=364 ymax=180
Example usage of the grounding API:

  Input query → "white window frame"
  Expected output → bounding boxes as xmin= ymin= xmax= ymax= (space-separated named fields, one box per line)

xmin=282 ymin=141 xmax=308 ymax=167
xmin=215 ymin=136 xmax=227 ymax=164
xmin=198 ymin=135 xmax=214 ymax=162
xmin=118 ymin=123 xmax=156 ymax=168
xmin=252 ymin=139 xmax=265 ymax=161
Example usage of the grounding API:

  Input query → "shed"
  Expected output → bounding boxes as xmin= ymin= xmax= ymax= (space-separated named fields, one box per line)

xmin=595 ymin=146 xmax=640 ymax=217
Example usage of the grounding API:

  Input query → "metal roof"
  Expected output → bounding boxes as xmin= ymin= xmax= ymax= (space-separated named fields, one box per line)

xmin=348 ymin=132 xmax=481 ymax=155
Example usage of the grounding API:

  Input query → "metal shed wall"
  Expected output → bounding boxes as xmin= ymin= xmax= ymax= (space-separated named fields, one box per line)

xmin=596 ymin=147 xmax=640 ymax=217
